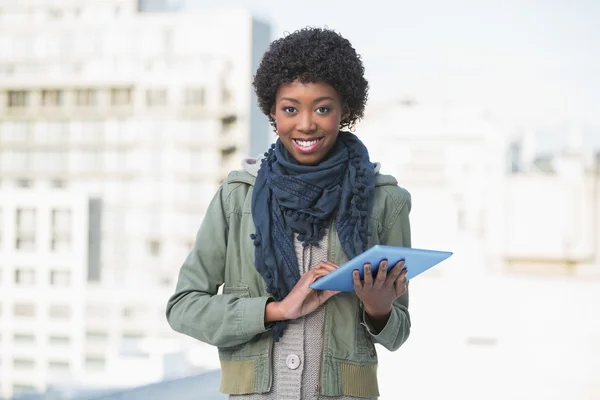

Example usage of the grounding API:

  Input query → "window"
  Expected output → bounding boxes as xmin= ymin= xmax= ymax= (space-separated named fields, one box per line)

xmin=12 ymin=150 xmax=33 ymax=170
xmin=44 ymin=121 xmax=69 ymax=141
xmin=41 ymin=89 xmax=62 ymax=106
xmin=16 ymin=208 xmax=35 ymax=232
xmin=13 ymin=358 xmax=35 ymax=369
xmin=14 ymin=268 xmax=35 ymax=285
xmin=86 ymin=306 xmax=110 ymax=319
xmin=15 ymin=208 xmax=35 ymax=250
xmin=48 ymin=360 xmax=70 ymax=372
xmin=184 ymin=88 xmax=205 ymax=106
xmin=146 ymin=89 xmax=167 ymax=107
xmin=12 ymin=384 xmax=37 ymax=395
xmin=85 ymin=356 xmax=106 ymax=371
xmin=14 ymin=333 xmax=35 ymax=344
xmin=51 ymin=179 xmax=66 ymax=188
xmin=111 ymin=88 xmax=132 ymax=106
xmin=49 ymin=335 xmax=70 ymax=346
xmin=13 ymin=303 xmax=36 ymax=317
xmin=7 ymin=90 xmax=29 ymax=107
xmin=221 ymin=87 xmax=232 ymax=104
xmin=122 ymin=331 xmax=144 ymax=340
xmin=86 ymin=331 xmax=108 ymax=342
xmin=147 ymin=239 xmax=161 ymax=256
xmin=50 ymin=270 xmax=71 ymax=286
xmin=49 ymin=305 xmax=71 ymax=319
xmin=51 ymin=209 xmax=71 ymax=251
xmin=16 ymin=178 xmax=32 ymax=188
xmin=2 ymin=121 xmax=33 ymax=140
xmin=75 ymin=89 xmax=96 ymax=106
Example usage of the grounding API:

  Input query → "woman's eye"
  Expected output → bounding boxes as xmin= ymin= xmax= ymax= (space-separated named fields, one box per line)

xmin=316 ymin=107 xmax=330 ymax=114
xmin=283 ymin=106 xmax=297 ymax=114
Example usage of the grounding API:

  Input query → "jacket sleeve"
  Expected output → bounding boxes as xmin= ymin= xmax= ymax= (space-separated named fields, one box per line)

xmin=166 ymin=182 xmax=271 ymax=348
xmin=361 ymin=186 xmax=412 ymax=351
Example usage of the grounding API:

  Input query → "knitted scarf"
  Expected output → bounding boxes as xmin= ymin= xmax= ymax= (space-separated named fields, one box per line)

xmin=250 ymin=132 xmax=375 ymax=340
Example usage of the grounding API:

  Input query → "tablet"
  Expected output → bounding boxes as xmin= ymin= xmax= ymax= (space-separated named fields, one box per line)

xmin=309 ymin=245 xmax=453 ymax=292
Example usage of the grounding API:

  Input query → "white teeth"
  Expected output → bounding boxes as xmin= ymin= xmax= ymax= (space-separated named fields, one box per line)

xmin=295 ymin=139 xmax=320 ymax=147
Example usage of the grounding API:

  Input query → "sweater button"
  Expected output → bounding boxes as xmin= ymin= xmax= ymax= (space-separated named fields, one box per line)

xmin=286 ymin=354 xmax=301 ymax=370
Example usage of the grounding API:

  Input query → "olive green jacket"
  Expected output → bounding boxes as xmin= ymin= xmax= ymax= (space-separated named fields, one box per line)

xmin=166 ymin=169 xmax=412 ymax=398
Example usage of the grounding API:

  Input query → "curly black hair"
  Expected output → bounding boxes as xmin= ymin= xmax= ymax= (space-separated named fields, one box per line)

xmin=253 ymin=27 xmax=369 ymax=131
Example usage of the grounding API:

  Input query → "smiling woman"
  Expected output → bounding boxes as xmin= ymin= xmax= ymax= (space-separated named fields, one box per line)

xmin=167 ymin=27 xmax=413 ymax=400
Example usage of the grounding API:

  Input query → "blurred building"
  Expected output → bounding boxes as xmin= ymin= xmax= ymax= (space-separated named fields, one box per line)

xmin=358 ymin=101 xmax=600 ymax=400
xmin=499 ymin=128 xmax=600 ymax=275
xmin=0 ymin=0 xmax=271 ymax=397
xmin=358 ymin=100 xmax=507 ymax=271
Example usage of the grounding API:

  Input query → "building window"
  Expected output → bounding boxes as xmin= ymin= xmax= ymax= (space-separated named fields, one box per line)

xmin=12 ymin=384 xmax=37 ymax=396
xmin=147 ymin=239 xmax=161 ymax=256
xmin=7 ymin=90 xmax=29 ymax=107
xmin=86 ymin=306 xmax=110 ymax=319
xmin=49 ymin=305 xmax=71 ymax=319
xmin=122 ymin=331 xmax=144 ymax=341
xmin=42 ymin=150 xmax=67 ymax=174
xmin=51 ymin=179 xmax=67 ymax=188
xmin=41 ymin=89 xmax=62 ymax=106
xmin=13 ymin=303 xmax=36 ymax=318
xmin=51 ymin=209 xmax=72 ymax=252
xmin=50 ymin=270 xmax=71 ymax=286
xmin=48 ymin=360 xmax=70 ymax=372
xmin=75 ymin=89 xmax=96 ymax=106
xmin=86 ymin=330 xmax=108 ymax=342
xmin=15 ymin=208 xmax=36 ymax=250
xmin=2 ymin=121 xmax=33 ymax=141
xmin=44 ymin=121 xmax=69 ymax=141
xmin=16 ymin=178 xmax=32 ymax=188
xmin=146 ymin=89 xmax=167 ymax=107
xmin=49 ymin=335 xmax=70 ymax=346
xmin=184 ymin=88 xmax=205 ymax=106
xmin=14 ymin=268 xmax=35 ymax=285
xmin=12 ymin=150 xmax=33 ymax=171
xmin=16 ymin=208 xmax=35 ymax=231
xmin=221 ymin=87 xmax=232 ymax=104
xmin=13 ymin=358 xmax=35 ymax=370
xmin=14 ymin=333 xmax=35 ymax=344
xmin=111 ymin=88 xmax=132 ymax=106
xmin=85 ymin=356 xmax=106 ymax=371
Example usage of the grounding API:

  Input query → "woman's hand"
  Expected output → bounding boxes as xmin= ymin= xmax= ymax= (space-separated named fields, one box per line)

xmin=353 ymin=260 xmax=407 ymax=327
xmin=265 ymin=261 xmax=340 ymax=323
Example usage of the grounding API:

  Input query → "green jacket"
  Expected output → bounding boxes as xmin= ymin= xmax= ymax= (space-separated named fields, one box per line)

xmin=166 ymin=169 xmax=412 ymax=398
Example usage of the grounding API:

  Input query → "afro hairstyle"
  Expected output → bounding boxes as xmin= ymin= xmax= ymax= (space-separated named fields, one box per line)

xmin=253 ymin=27 xmax=369 ymax=131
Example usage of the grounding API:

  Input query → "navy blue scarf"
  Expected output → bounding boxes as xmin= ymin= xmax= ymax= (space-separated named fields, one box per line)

xmin=251 ymin=132 xmax=375 ymax=340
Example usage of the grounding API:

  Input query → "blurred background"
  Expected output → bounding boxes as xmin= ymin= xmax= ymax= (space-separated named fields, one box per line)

xmin=0 ymin=0 xmax=598 ymax=399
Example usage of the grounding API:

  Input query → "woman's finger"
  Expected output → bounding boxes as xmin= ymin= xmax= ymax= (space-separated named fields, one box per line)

xmin=374 ymin=260 xmax=388 ymax=287
xmin=394 ymin=269 xmax=408 ymax=293
xmin=362 ymin=263 xmax=373 ymax=288
xmin=353 ymin=270 xmax=362 ymax=292
xmin=386 ymin=261 xmax=405 ymax=285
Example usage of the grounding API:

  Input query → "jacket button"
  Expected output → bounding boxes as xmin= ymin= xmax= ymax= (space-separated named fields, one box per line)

xmin=286 ymin=354 xmax=301 ymax=370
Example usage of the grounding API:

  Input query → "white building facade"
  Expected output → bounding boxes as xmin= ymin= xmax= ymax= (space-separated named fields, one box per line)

xmin=0 ymin=0 xmax=271 ymax=397
xmin=357 ymin=102 xmax=600 ymax=400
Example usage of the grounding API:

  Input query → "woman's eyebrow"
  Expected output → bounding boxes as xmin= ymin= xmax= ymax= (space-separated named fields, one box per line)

xmin=278 ymin=96 xmax=334 ymax=104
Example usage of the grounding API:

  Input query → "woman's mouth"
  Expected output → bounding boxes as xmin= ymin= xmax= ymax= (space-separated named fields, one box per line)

xmin=292 ymin=138 xmax=324 ymax=153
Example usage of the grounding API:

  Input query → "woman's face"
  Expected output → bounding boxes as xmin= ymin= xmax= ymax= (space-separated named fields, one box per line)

xmin=271 ymin=80 xmax=348 ymax=166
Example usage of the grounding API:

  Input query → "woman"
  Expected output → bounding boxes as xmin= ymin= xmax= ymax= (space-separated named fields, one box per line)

xmin=166 ymin=27 xmax=412 ymax=400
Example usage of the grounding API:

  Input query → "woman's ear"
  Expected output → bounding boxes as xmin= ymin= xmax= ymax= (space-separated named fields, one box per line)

xmin=342 ymin=105 xmax=351 ymax=121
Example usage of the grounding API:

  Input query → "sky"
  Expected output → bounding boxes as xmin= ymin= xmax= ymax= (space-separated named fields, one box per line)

xmin=185 ymin=0 xmax=600 ymax=147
